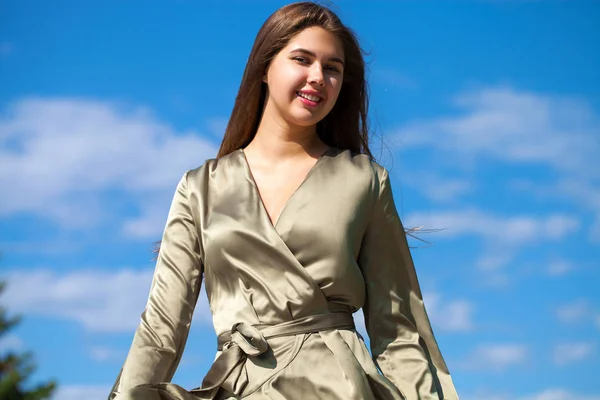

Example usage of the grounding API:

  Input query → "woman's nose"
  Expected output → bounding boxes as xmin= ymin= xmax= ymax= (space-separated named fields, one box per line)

xmin=308 ymin=65 xmax=325 ymax=87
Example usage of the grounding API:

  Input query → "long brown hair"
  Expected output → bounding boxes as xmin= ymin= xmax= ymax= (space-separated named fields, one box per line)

xmin=217 ymin=1 xmax=372 ymax=159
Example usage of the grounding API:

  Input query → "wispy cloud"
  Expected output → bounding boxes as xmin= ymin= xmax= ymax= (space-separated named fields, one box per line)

xmin=556 ymin=299 xmax=590 ymax=324
xmin=89 ymin=346 xmax=124 ymax=362
xmin=405 ymin=209 xmax=579 ymax=273
xmin=0 ymin=97 xmax=218 ymax=236
xmin=1 ymin=268 xmax=213 ymax=332
xmin=461 ymin=392 xmax=511 ymax=400
xmin=205 ymin=117 xmax=229 ymax=138
xmin=424 ymin=292 xmax=474 ymax=332
xmin=405 ymin=209 xmax=579 ymax=246
xmin=51 ymin=385 xmax=110 ymax=400
xmin=2 ymin=268 xmax=153 ymax=332
xmin=395 ymin=86 xmax=600 ymax=241
xmin=546 ymin=259 xmax=575 ymax=277
xmin=519 ymin=389 xmax=600 ymax=400
xmin=0 ymin=239 xmax=84 ymax=256
xmin=353 ymin=292 xmax=473 ymax=339
xmin=461 ymin=343 xmax=528 ymax=372
xmin=371 ymin=66 xmax=416 ymax=90
xmin=512 ymin=178 xmax=600 ymax=243
xmin=0 ymin=333 xmax=24 ymax=353
xmin=401 ymin=173 xmax=474 ymax=203
xmin=553 ymin=341 xmax=595 ymax=366
xmin=396 ymin=86 xmax=600 ymax=176
xmin=462 ymin=388 xmax=600 ymax=400
xmin=556 ymin=299 xmax=600 ymax=330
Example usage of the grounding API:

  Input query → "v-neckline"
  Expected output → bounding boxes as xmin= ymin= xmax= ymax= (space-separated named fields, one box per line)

xmin=240 ymin=147 xmax=334 ymax=229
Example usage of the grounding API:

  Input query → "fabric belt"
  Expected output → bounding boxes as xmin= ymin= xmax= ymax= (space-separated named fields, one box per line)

xmin=192 ymin=312 xmax=355 ymax=397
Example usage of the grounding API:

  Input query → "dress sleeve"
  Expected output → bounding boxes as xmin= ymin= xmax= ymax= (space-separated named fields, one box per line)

xmin=109 ymin=171 xmax=204 ymax=399
xmin=358 ymin=167 xmax=459 ymax=400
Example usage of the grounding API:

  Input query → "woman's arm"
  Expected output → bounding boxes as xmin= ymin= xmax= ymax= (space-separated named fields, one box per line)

xmin=109 ymin=171 xmax=204 ymax=399
xmin=358 ymin=167 xmax=458 ymax=400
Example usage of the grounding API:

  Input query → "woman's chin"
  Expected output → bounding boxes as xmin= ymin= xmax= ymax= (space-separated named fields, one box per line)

xmin=287 ymin=117 xmax=323 ymax=128
xmin=286 ymin=109 xmax=328 ymax=127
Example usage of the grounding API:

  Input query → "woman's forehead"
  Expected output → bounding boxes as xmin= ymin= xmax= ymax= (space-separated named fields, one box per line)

xmin=283 ymin=26 xmax=344 ymax=59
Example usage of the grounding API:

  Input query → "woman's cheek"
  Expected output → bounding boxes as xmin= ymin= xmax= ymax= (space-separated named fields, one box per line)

xmin=328 ymin=77 xmax=341 ymax=94
xmin=329 ymin=81 xmax=341 ymax=100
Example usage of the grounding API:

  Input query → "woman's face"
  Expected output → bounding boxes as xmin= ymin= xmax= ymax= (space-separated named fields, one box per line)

xmin=263 ymin=26 xmax=345 ymax=129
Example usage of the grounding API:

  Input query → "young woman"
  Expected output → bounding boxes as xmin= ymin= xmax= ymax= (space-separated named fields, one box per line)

xmin=109 ymin=2 xmax=458 ymax=399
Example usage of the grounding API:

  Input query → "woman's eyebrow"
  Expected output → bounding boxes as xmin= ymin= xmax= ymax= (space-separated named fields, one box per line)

xmin=289 ymin=48 xmax=344 ymax=66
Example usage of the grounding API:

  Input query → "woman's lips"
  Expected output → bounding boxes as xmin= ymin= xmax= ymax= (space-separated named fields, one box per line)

xmin=296 ymin=91 xmax=322 ymax=107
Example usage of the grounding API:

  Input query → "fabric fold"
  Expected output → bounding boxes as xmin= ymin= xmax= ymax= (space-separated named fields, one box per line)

xmin=192 ymin=312 xmax=355 ymax=398
xmin=109 ymin=148 xmax=459 ymax=399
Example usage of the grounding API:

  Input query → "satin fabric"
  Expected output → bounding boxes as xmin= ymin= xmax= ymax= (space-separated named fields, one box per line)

xmin=109 ymin=148 xmax=459 ymax=400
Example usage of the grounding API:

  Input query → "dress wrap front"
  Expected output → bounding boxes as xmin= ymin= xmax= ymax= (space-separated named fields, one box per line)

xmin=109 ymin=148 xmax=459 ymax=400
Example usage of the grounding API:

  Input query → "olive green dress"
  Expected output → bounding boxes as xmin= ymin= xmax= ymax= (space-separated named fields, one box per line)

xmin=109 ymin=148 xmax=459 ymax=400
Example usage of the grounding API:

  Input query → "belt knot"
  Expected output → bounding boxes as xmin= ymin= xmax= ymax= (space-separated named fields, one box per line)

xmin=192 ymin=312 xmax=355 ymax=398
xmin=225 ymin=322 xmax=269 ymax=356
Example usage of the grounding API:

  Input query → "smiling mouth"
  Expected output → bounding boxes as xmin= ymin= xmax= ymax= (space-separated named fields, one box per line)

xmin=296 ymin=91 xmax=322 ymax=103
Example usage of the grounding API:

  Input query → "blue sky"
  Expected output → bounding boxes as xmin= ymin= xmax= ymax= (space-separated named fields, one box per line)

xmin=1 ymin=1 xmax=599 ymax=399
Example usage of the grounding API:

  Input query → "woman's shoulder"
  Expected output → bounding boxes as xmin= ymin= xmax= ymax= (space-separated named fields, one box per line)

xmin=180 ymin=147 xmax=388 ymax=190
xmin=331 ymin=148 xmax=388 ymax=182
xmin=184 ymin=149 xmax=242 ymax=179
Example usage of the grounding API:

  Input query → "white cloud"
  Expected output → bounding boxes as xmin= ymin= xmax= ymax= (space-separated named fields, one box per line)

xmin=2 ymin=268 xmax=152 ymax=332
xmin=553 ymin=342 xmax=595 ymax=366
xmin=555 ymin=299 xmax=600 ymax=332
xmin=205 ymin=117 xmax=229 ymax=138
xmin=401 ymin=173 xmax=474 ymax=203
xmin=53 ymin=385 xmax=597 ymax=400
xmin=396 ymin=86 xmax=600 ymax=239
xmin=461 ymin=343 xmax=528 ymax=371
xmin=475 ymin=252 xmax=515 ymax=272
xmin=405 ymin=209 xmax=579 ymax=273
xmin=0 ymin=333 xmax=24 ymax=352
xmin=480 ymin=271 xmax=511 ymax=289
xmin=51 ymin=385 xmax=110 ymax=400
xmin=122 ymin=201 xmax=172 ymax=239
xmin=371 ymin=387 xmax=600 ymax=400
xmin=461 ymin=392 xmax=510 ymax=400
xmin=0 ymin=240 xmax=84 ymax=256
xmin=396 ymin=86 xmax=600 ymax=176
xmin=89 ymin=346 xmax=124 ymax=362
xmin=1 ymin=268 xmax=212 ymax=333
xmin=355 ymin=293 xmax=474 ymax=337
xmin=556 ymin=300 xmax=590 ymax=324
xmin=547 ymin=259 xmax=575 ymax=277
xmin=520 ymin=389 xmax=600 ymax=400
xmin=512 ymin=177 xmax=600 ymax=241
xmin=0 ymin=97 xmax=218 ymax=236
xmin=371 ymin=66 xmax=415 ymax=89
xmin=545 ymin=180 xmax=600 ymax=244
xmin=423 ymin=292 xmax=474 ymax=332
xmin=405 ymin=209 xmax=579 ymax=245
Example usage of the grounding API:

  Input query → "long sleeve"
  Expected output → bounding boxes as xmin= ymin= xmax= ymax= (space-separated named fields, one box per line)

xmin=109 ymin=171 xmax=204 ymax=399
xmin=358 ymin=167 xmax=458 ymax=400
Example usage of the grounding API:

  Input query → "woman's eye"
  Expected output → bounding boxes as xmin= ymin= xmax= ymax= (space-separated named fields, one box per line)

xmin=293 ymin=57 xmax=308 ymax=64
xmin=325 ymin=66 xmax=340 ymax=73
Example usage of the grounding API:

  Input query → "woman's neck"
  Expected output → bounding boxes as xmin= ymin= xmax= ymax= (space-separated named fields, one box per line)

xmin=247 ymin=115 xmax=327 ymax=162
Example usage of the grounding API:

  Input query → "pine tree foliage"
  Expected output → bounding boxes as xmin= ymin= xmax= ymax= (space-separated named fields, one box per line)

xmin=0 ymin=281 xmax=57 ymax=400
